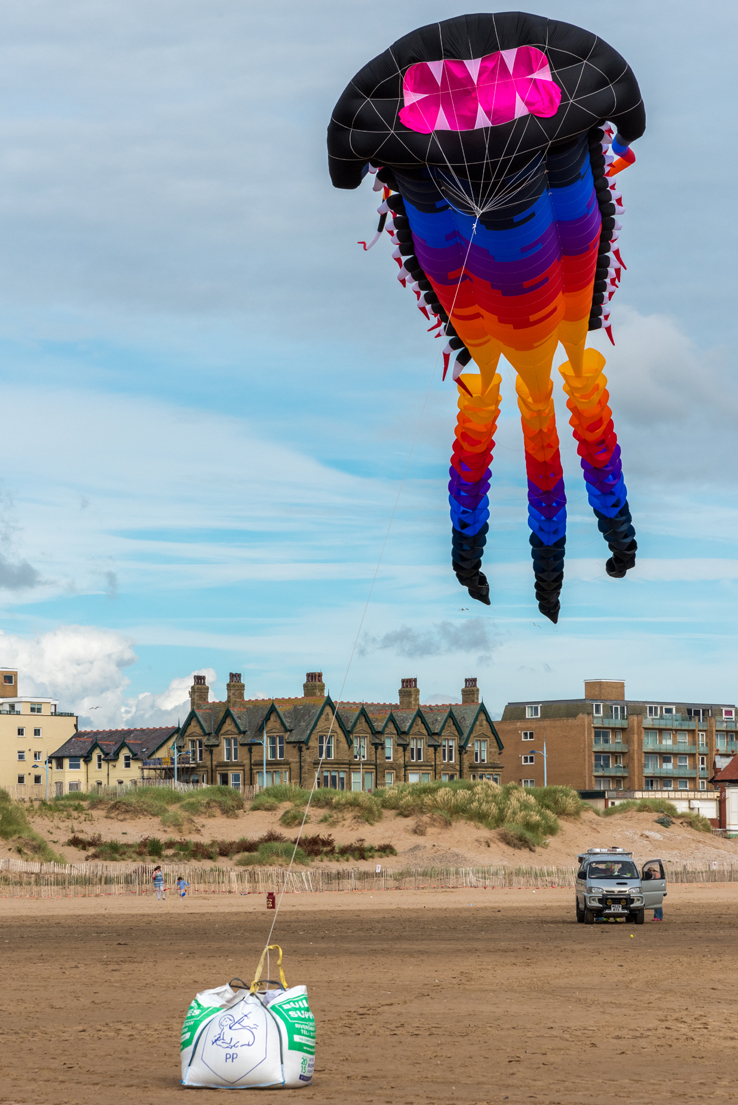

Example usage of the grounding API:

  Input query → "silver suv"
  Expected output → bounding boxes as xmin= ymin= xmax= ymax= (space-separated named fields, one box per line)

xmin=575 ymin=847 xmax=666 ymax=925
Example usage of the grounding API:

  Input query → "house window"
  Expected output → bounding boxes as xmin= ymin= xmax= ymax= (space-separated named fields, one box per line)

xmin=677 ymin=731 xmax=688 ymax=745
xmin=321 ymin=770 xmax=346 ymax=790
xmin=699 ymin=732 xmax=708 ymax=748
xmin=30 ymin=704 xmax=42 ymax=714
xmin=522 ymin=779 xmax=535 ymax=787
xmin=678 ymin=779 xmax=689 ymax=790
xmin=717 ymin=734 xmax=727 ymax=750
xmin=385 ymin=771 xmax=395 ymax=786
xmin=218 ymin=772 xmax=229 ymax=786
xmin=55 ymin=758 xmax=63 ymax=770
xmin=644 ymin=755 xmax=659 ymax=771
xmin=644 ymin=778 xmax=656 ymax=790
xmin=442 ymin=738 xmax=455 ymax=762
xmin=662 ymin=779 xmax=673 ymax=789
xmin=699 ymin=756 xmax=707 ymax=768
xmin=189 ymin=739 xmax=204 ymax=762
xmin=68 ymin=782 xmax=81 ymax=792
xmin=351 ymin=771 xmax=362 ymax=792
xmin=594 ymin=730 xmax=611 ymax=746
xmin=354 ymin=736 xmax=368 ymax=761
xmin=3 ymin=674 xmax=13 ymax=684
xmin=17 ymin=750 xmax=25 ymax=761
xmin=224 ymin=737 xmax=238 ymax=762
xmin=677 ymin=755 xmax=688 ymax=767
xmin=33 ymin=728 xmax=41 ymax=738
xmin=97 ymin=754 xmax=103 ymax=769
xmin=526 ymin=705 xmax=541 ymax=719
xmin=318 ymin=734 xmax=333 ymax=760
xmin=522 ymin=731 xmax=534 ymax=741
xmin=611 ymin=705 xmax=625 ymax=719
xmin=33 ymin=774 xmax=42 ymax=785
xmin=647 ymin=705 xmax=660 ymax=718
xmin=33 ymin=751 xmax=42 ymax=762
xmin=660 ymin=732 xmax=673 ymax=746
xmin=17 ymin=774 xmax=25 ymax=784
xmin=17 ymin=728 xmax=24 ymax=737
xmin=441 ymin=773 xmax=456 ymax=782
xmin=384 ymin=736 xmax=393 ymax=761
xmin=613 ymin=755 xmax=623 ymax=767
xmin=594 ymin=753 xmax=610 ymax=770
xmin=662 ymin=756 xmax=673 ymax=768
xmin=268 ymin=734 xmax=285 ymax=760
xmin=408 ymin=771 xmax=432 ymax=784
xmin=474 ymin=739 xmax=487 ymax=764
xmin=68 ymin=758 xmax=81 ymax=770
xmin=724 ymin=708 xmax=735 ymax=720
xmin=123 ymin=754 xmax=131 ymax=769
xmin=699 ymin=779 xmax=707 ymax=791
xmin=662 ymin=706 xmax=675 ymax=716
xmin=522 ymin=754 xmax=535 ymax=765
xmin=409 ymin=738 xmax=423 ymax=762
xmin=230 ymin=773 xmax=241 ymax=789
xmin=592 ymin=703 xmax=603 ymax=716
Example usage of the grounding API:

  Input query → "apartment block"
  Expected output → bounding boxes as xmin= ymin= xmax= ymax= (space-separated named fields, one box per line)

xmin=496 ymin=678 xmax=732 ymax=812
xmin=0 ymin=668 xmax=78 ymax=798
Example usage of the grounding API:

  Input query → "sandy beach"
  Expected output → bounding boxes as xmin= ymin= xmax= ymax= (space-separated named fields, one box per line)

xmin=1 ymin=883 xmax=737 ymax=1104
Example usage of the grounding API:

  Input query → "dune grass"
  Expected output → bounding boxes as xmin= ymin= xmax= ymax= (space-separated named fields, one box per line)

xmin=601 ymin=797 xmax=713 ymax=834
xmin=252 ymin=780 xmax=584 ymax=848
xmin=0 ymin=789 xmax=65 ymax=862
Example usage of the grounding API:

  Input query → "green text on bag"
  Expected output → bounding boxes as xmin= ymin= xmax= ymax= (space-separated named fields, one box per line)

xmin=270 ymin=995 xmax=316 ymax=1056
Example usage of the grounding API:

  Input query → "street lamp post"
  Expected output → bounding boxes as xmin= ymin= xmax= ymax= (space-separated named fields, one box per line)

xmin=531 ymin=737 xmax=548 ymax=786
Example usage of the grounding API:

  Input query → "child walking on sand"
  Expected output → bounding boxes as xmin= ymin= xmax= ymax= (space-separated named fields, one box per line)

xmin=152 ymin=865 xmax=165 ymax=900
xmin=176 ymin=876 xmax=190 ymax=899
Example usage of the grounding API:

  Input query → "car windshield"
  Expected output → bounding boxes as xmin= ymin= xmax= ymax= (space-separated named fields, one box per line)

xmin=587 ymin=861 xmax=638 ymax=880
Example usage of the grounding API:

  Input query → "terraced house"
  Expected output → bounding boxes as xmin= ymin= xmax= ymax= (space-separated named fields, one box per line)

xmin=176 ymin=672 xmax=503 ymax=790
xmin=48 ymin=727 xmax=180 ymax=794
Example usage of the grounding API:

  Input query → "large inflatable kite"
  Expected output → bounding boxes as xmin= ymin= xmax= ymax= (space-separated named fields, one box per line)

xmin=328 ymin=12 xmax=645 ymax=622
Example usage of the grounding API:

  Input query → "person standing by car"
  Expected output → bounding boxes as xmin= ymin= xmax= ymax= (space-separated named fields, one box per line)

xmin=642 ymin=860 xmax=664 ymax=921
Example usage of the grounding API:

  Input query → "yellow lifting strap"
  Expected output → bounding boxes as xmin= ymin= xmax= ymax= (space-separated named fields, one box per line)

xmin=250 ymin=943 xmax=288 ymax=994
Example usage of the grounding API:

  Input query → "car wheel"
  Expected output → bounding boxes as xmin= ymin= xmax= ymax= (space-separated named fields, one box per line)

xmin=584 ymin=908 xmax=595 ymax=925
xmin=634 ymin=909 xmax=645 ymax=925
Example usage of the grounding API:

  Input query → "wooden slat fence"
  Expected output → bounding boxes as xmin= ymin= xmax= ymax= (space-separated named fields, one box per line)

xmin=0 ymin=858 xmax=736 ymax=898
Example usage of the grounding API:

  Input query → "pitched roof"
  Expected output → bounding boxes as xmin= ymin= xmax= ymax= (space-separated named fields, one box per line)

xmin=49 ymin=727 xmax=178 ymax=761
xmin=713 ymin=755 xmax=738 ymax=782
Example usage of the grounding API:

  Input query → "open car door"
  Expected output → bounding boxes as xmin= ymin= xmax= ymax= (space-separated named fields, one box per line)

xmin=641 ymin=859 xmax=666 ymax=909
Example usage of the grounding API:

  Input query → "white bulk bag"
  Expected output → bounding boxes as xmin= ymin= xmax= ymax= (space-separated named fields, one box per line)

xmin=181 ymin=944 xmax=316 ymax=1089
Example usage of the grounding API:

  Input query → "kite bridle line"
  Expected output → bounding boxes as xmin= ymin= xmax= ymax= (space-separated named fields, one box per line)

xmin=259 ymin=212 xmax=480 ymax=972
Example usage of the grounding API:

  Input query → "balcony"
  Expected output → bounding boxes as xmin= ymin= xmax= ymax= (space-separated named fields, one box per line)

xmin=642 ymin=765 xmax=698 ymax=778
xmin=643 ymin=716 xmax=694 ymax=729
xmin=593 ymin=717 xmax=628 ymax=729
xmin=715 ymin=720 xmax=737 ymax=730
xmin=593 ymin=741 xmax=629 ymax=753
xmin=593 ymin=765 xmax=629 ymax=776
xmin=643 ymin=738 xmax=696 ymax=753
xmin=699 ymin=768 xmax=709 ymax=777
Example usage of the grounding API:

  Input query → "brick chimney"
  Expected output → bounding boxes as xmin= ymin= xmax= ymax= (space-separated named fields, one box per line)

xmin=584 ymin=678 xmax=625 ymax=701
xmin=462 ymin=677 xmax=479 ymax=705
xmin=303 ymin=671 xmax=326 ymax=697
xmin=399 ymin=677 xmax=420 ymax=710
xmin=0 ymin=669 xmax=17 ymax=699
xmin=190 ymin=674 xmax=209 ymax=711
xmin=227 ymin=672 xmax=245 ymax=709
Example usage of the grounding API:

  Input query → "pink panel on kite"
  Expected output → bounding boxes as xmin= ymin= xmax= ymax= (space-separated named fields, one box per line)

xmin=399 ymin=47 xmax=562 ymax=133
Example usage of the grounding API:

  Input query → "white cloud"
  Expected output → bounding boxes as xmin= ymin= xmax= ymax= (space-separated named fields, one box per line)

xmin=0 ymin=624 xmax=218 ymax=728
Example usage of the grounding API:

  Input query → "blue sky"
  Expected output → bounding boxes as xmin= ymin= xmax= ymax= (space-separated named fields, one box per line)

xmin=0 ymin=0 xmax=736 ymax=725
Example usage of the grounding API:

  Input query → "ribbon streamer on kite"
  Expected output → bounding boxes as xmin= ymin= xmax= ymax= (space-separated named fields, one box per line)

xmin=328 ymin=12 xmax=645 ymax=622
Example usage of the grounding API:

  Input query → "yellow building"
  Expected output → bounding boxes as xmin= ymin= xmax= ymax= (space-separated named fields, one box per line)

xmin=0 ymin=667 xmax=78 ymax=799
xmin=48 ymin=726 xmax=180 ymax=795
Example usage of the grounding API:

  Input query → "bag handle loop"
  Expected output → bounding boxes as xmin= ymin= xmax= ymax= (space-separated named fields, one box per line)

xmin=250 ymin=943 xmax=288 ymax=994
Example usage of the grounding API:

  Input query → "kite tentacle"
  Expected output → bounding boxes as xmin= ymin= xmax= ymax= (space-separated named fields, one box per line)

xmin=559 ymin=347 xmax=637 ymax=577
xmin=514 ymin=359 xmax=567 ymax=624
xmin=449 ymin=368 xmax=501 ymax=606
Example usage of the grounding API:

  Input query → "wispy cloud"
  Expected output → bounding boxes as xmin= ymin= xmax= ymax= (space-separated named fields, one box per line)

xmin=360 ymin=618 xmax=497 ymax=661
